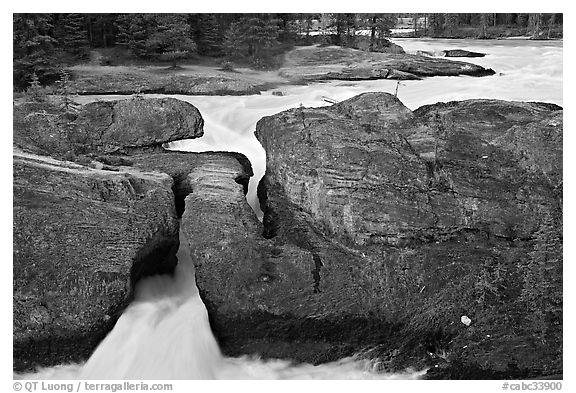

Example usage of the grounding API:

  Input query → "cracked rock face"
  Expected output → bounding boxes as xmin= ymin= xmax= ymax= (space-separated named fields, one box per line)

xmin=13 ymin=151 xmax=180 ymax=371
xmin=189 ymin=92 xmax=562 ymax=377
xmin=12 ymin=97 xmax=246 ymax=372
xmin=257 ymin=93 xmax=561 ymax=246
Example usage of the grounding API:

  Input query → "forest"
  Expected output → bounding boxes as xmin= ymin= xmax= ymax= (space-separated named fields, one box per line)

xmin=13 ymin=13 xmax=563 ymax=91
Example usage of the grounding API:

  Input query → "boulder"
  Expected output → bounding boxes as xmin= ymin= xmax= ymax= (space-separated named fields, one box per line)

xmin=443 ymin=49 xmax=486 ymax=58
xmin=13 ymin=97 xmax=204 ymax=157
xmin=189 ymin=93 xmax=562 ymax=378
xmin=78 ymin=98 xmax=204 ymax=153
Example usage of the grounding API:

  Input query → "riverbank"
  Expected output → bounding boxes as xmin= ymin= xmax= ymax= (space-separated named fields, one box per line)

xmin=51 ymin=43 xmax=495 ymax=96
xmin=391 ymin=24 xmax=563 ymax=40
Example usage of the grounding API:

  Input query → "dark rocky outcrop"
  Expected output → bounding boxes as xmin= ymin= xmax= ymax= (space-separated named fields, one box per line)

xmin=188 ymin=93 xmax=562 ymax=378
xmin=77 ymin=98 xmax=204 ymax=153
xmin=443 ymin=49 xmax=486 ymax=58
xmin=13 ymin=150 xmax=180 ymax=370
xmin=280 ymin=45 xmax=495 ymax=82
xmin=13 ymin=97 xmax=203 ymax=157
xmin=12 ymin=97 xmax=254 ymax=372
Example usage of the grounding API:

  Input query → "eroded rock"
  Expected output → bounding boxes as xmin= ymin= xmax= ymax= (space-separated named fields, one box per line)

xmin=13 ymin=97 xmax=204 ymax=157
xmin=279 ymin=45 xmax=495 ymax=82
xmin=13 ymin=150 xmax=180 ymax=370
xmin=189 ymin=92 xmax=562 ymax=378
xmin=443 ymin=49 xmax=486 ymax=58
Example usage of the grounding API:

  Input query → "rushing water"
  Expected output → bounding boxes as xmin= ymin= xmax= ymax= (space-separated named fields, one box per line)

xmin=18 ymin=39 xmax=562 ymax=380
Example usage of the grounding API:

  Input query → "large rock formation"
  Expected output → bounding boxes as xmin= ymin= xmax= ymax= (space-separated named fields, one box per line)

xmin=12 ymin=97 xmax=255 ymax=371
xmin=13 ymin=150 xmax=180 ymax=370
xmin=188 ymin=93 xmax=562 ymax=378
xmin=279 ymin=45 xmax=495 ymax=81
xmin=13 ymin=97 xmax=203 ymax=157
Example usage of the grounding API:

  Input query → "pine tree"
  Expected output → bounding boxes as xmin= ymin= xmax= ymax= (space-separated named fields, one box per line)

xmin=331 ymin=13 xmax=357 ymax=46
xmin=223 ymin=16 xmax=279 ymax=67
xmin=364 ymin=14 xmax=396 ymax=51
xmin=59 ymin=13 xmax=90 ymax=58
xmin=114 ymin=14 xmax=132 ymax=46
xmin=517 ymin=13 xmax=529 ymax=28
xmin=196 ymin=14 xmax=223 ymax=56
xmin=223 ymin=20 xmax=245 ymax=60
xmin=427 ymin=14 xmax=444 ymax=37
xmin=128 ymin=14 xmax=151 ymax=58
xmin=478 ymin=13 xmax=489 ymax=38
xmin=520 ymin=211 xmax=562 ymax=343
xmin=528 ymin=13 xmax=543 ymax=38
xmin=443 ymin=13 xmax=459 ymax=37
xmin=13 ymin=14 xmax=60 ymax=90
xmin=26 ymin=72 xmax=46 ymax=102
xmin=146 ymin=14 xmax=196 ymax=67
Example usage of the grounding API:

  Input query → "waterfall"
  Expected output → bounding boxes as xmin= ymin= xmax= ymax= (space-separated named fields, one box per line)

xmin=79 ymin=231 xmax=222 ymax=379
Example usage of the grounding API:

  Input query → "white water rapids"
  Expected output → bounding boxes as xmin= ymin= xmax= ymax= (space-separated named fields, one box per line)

xmin=17 ymin=38 xmax=562 ymax=380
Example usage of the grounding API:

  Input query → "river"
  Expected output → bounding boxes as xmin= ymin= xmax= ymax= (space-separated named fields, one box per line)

xmin=16 ymin=38 xmax=562 ymax=380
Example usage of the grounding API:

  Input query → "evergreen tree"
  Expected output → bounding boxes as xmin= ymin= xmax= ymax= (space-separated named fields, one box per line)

xmin=528 ymin=13 xmax=543 ymax=38
xmin=128 ymin=14 xmax=150 ymax=57
xmin=364 ymin=14 xmax=396 ymax=50
xmin=517 ymin=13 xmax=529 ymax=28
xmin=520 ymin=211 xmax=562 ymax=343
xmin=13 ymin=14 xmax=60 ymax=90
xmin=146 ymin=14 xmax=196 ymax=67
xmin=331 ymin=13 xmax=357 ymax=46
xmin=427 ymin=14 xmax=444 ymax=37
xmin=196 ymin=14 xmax=223 ymax=56
xmin=478 ymin=13 xmax=490 ymax=38
xmin=412 ymin=13 xmax=420 ymax=37
xmin=443 ymin=13 xmax=459 ymax=36
xmin=59 ymin=13 xmax=90 ymax=58
xmin=26 ymin=72 xmax=46 ymax=102
xmin=223 ymin=15 xmax=279 ymax=67
xmin=223 ymin=20 xmax=245 ymax=60
xmin=114 ymin=13 xmax=132 ymax=47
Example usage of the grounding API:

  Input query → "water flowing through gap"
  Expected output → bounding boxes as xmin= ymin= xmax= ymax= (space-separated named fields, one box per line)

xmin=17 ymin=38 xmax=562 ymax=380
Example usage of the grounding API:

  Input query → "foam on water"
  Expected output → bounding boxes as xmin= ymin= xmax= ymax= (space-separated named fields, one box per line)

xmin=22 ymin=39 xmax=561 ymax=380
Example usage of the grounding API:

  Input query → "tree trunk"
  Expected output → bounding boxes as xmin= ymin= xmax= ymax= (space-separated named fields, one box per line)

xmin=370 ymin=16 xmax=376 ymax=50
xmin=87 ymin=17 xmax=93 ymax=46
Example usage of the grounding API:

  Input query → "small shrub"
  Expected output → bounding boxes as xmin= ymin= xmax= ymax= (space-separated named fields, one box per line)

xmin=220 ymin=61 xmax=235 ymax=72
xmin=26 ymin=73 xmax=46 ymax=103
